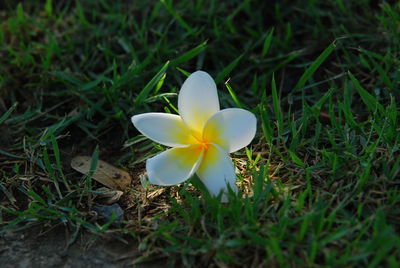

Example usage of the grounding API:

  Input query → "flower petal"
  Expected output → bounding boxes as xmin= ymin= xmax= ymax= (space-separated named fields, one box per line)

xmin=178 ymin=71 xmax=220 ymax=139
xmin=196 ymin=144 xmax=237 ymax=202
xmin=203 ymin=108 xmax=257 ymax=153
xmin=132 ymin=113 xmax=197 ymax=147
xmin=146 ymin=145 xmax=204 ymax=186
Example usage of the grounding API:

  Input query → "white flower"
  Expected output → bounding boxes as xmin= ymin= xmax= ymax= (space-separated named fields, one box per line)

xmin=131 ymin=71 xmax=257 ymax=201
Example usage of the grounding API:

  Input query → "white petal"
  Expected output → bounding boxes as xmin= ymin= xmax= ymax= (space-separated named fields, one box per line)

xmin=196 ymin=144 xmax=237 ymax=202
xmin=146 ymin=145 xmax=204 ymax=186
xmin=203 ymin=108 xmax=257 ymax=153
xmin=178 ymin=71 xmax=220 ymax=139
xmin=132 ymin=113 xmax=197 ymax=147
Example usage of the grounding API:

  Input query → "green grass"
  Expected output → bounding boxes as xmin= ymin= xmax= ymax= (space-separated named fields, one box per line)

xmin=1 ymin=0 xmax=399 ymax=266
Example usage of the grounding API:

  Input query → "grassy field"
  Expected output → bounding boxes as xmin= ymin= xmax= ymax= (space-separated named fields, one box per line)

xmin=1 ymin=0 xmax=399 ymax=266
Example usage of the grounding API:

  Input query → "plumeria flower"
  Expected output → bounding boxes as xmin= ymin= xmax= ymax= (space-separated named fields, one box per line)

xmin=131 ymin=71 xmax=256 ymax=202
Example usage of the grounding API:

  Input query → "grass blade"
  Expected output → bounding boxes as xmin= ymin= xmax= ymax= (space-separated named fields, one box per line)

xmin=86 ymin=145 xmax=100 ymax=191
xmin=348 ymin=71 xmax=385 ymax=115
xmin=161 ymin=0 xmax=194 ymax=33
xmin=0 ymin=102 xmax=18 ymax=125
xmin=51 ymin=135 xmax=71 ymax=192
xmin=225 ymin=82 xmax=244 ymax=108
xmin=262 ymin=28 xmax=274 ymax=57
xmin=215 ymin=55 xmax=243 ymax=84
xmin=293 ymin=42 xmax=336 ymax=92
xmin=172 ymin=41 xmax=207 ymax=67
xmin=288 ymin=150 xmax=306 ymax=168
xmin=134 ymin=61 xmax=169 ymax=108
xmin=271 ymin=73 xmax=283 ymax=136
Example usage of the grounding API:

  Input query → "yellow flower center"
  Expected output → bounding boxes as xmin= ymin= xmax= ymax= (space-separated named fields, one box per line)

xmin=196 ymin=139 xmax=209 ymax=151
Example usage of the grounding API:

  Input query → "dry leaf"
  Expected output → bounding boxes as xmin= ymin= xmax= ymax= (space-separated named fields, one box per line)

xmin=71 ymin=156 xmax=132 ymax=190
xmin=94 ymin=187 xmax=124 ymax=205
xmin=146 ymin=188 xmax=166 ymax=201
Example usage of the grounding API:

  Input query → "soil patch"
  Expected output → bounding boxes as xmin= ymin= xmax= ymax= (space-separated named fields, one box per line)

xmin=0 ymin=227 xmax=159 ymax=267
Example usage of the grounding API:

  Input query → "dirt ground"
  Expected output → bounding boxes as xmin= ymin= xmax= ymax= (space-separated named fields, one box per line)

xmin=0 ymin=227 xmax=158 ymax=267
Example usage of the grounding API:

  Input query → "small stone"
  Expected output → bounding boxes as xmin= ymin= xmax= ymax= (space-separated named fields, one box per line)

xmin=94 ymin=204 xmax=124 ymax=227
